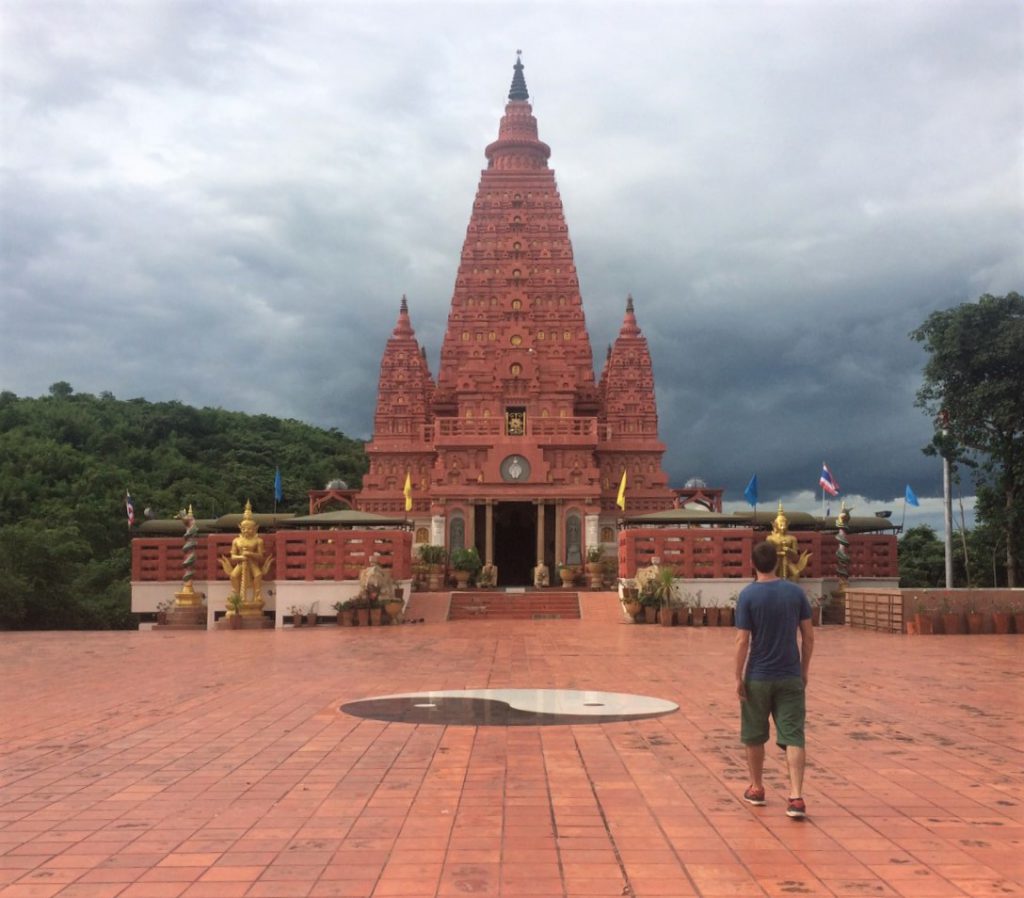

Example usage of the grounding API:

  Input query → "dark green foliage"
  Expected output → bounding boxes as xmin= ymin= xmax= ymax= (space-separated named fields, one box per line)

xmin=911 ymin=292 xmax=1024 ymax=586
xmin=898 ymin=525 xmax=947 ymax=588
xmin=0 ymin=386 xmax=367 ymax=629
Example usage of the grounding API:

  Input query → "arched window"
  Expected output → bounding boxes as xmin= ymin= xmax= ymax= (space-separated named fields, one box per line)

xmin=565 ymin=513 xmax=582 ymax=566
xmin=450 ymin=515 xmax=465 ymax=551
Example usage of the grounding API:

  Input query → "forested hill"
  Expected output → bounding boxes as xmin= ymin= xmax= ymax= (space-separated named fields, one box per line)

xmin=0 ymin=383 xmax=368 ymax=629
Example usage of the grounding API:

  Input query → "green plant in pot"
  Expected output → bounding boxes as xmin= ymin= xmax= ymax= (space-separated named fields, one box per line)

xmin=639 ymin=580 xmax=659 ymax=623
xmin=450 ymin=546 xmax=482 ymax=588
xmin=654 ymin=565 xmax=676 ymax=625
xmin=225 ymin=593 xmax=243 ymax=628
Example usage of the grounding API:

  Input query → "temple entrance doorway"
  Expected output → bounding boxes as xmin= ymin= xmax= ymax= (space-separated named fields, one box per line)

xmin=489 ymin=502 xmax=543 ymax=587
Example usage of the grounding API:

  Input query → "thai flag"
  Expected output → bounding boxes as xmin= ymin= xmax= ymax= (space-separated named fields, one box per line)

xmin=125 ymin=492 xmax=135 ymax=528
xmin=819 ymin=463 xmax=839 ymax=497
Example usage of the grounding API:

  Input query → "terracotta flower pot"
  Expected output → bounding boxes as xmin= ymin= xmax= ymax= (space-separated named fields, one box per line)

xmin=966 ymin=612 xmax=984 ymax=635
xmin=691 ymin=608 xmax=704 ymax=627
xmin=1014 ymin=613 xmax=1024 ymax=635
xmin=659 ymin=606 xmax=674 ymax=626
xmin=705 ymin=607 xmax=721 ymax=627
xmin=992 ymin=612 xmax=1011 ymax=634
xmin=942 ymin=612 xmax=963 ymax=635
xmin=720 ymin=607 xmax=734 ymax=627
xmin=914 ymin=612 xmax=934 ymax=635
xmin=643 ymin=605 xmax=657 ymax=624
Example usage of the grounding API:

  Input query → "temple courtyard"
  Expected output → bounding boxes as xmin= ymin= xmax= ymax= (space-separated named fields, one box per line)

xmin=1 ymin=593 xmax=1021 ymax=898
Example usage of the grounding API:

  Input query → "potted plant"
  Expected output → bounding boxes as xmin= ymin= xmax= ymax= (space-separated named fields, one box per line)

xmin=155 ymin=598 xmax=173 ymax=626
xmin=639 ymin=581 xmax=659 ymax=624
xmin=654 ymin=565 xmax=676 ymax=626
xmin=289 ymin=604 xmax=306 ymax=627
xmin=306 ymin=601 xmax=319 ymax=627
xmin=384 ymin=587 xmax=404 ymax=625
xmin=720 ymin=594 xmax=737 ymax=628
xmin=419 ymin=545 xmax=447 ymax=591
xmin=558 ymin=562 xmax=577 ymax=588
xmin=226 ymin=593 xmax=243 ymax=629
xmin=689 ymin=594 xmax=703 ymax=627
xmin=940 ymin=596 xmax=962 ymax=634
xmin=450 ymin=547 xmax=482 ymax=589
xmin=992 ymin=604 xmax=1012 ymax=635
xmin=965 ymin=600 xmax=984 ymax=635
xmin=1013 ymin=600 xmax=1024 ymax=636
xmin=913 ymin=599 xmax=934 ymax=635
xmin=363 ymin=587 xmax=382 ymax=625
xmin=332 ymin=599 xmax=354 ymax=627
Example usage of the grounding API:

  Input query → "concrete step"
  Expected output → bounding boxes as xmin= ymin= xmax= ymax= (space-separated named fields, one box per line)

xmin=448 ymin=591 xmax=581 ymax=621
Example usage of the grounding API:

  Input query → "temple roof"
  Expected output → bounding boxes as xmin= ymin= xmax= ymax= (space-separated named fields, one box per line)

xmin=508 ymin=50 xmax=529 ymax=100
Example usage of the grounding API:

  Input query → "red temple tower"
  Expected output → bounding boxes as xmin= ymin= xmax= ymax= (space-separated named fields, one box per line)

xmin=359 ymin=55 xmax=674 ymax=584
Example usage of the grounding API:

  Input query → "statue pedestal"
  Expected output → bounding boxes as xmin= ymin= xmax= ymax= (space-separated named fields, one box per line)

xmin=159 ymin=589 xmax=207 ymax=630
xmin=216 ymin=613 xmax=272 ymax=630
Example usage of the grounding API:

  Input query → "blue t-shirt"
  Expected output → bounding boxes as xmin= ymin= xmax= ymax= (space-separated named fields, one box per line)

xmin=735 ymin=579 xmax=812 ymax=681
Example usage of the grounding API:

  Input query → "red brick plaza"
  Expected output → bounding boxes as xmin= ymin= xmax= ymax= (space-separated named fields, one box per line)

xmin=2 ymin=597 xmax=1021 ymax=898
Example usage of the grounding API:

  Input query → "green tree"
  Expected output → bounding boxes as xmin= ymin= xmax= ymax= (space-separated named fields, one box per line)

xmin=0 ymin=387 xmax=368 ymax=629
xmin=911 ymin=293 xmax=1024 ymax=586
xmin=898 ymin=525 xmax=946 ymax=588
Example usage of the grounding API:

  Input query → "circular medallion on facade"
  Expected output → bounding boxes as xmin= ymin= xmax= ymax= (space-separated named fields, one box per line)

xmin=500 ymin=455 xmax=530 ymax=482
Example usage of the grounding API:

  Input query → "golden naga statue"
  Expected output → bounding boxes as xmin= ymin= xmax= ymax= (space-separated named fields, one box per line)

xmin=219 ymin=501 xmax=274 ymax=610
xmin=767 ymin=502 xmax=811 ymax=580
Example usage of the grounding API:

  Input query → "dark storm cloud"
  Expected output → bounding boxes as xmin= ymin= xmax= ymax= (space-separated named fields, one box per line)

xmin=1 ymin=0 xmax=1020 ymax=531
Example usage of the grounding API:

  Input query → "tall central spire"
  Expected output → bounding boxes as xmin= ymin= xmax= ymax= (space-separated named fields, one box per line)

xmin=508 ymin=49 xmax=529 ymax=100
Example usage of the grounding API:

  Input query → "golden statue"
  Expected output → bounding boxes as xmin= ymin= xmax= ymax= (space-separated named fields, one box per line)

xmin=634 ymin=556 xmax=662 ymax=599
xmin=533 ymin=561 xmax=550 ymax=588
xmin=358 ymin=553 xmax=395 ymax=601
xmin=219 ymin=501 xmax=274 ymax=613
xmin=767 ymin=502 xmax=810 ymax=580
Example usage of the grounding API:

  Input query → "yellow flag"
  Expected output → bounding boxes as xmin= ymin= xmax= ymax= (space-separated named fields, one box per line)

xmin=616 ymin=470 xmax=627 ymax=511
xmin=403 ymin=472 xmax=413 ymax=512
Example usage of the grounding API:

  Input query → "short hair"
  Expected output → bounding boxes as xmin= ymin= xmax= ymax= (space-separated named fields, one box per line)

xmin=751 ymin=541 xmax=777 ymax=574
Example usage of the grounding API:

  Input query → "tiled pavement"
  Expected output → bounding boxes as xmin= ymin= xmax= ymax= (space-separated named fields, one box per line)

xmin=1 ymin=592 xmax=1021 ymax=898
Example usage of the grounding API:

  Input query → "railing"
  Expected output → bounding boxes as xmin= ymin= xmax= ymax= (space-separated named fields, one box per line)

xmin=619 ymin=528 xmax=898 ymax=579
xmin=133 ymin=530 xmax=412 ymax=582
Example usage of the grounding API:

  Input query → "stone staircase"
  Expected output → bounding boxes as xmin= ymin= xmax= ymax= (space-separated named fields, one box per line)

xmin=447 ymin=590 xmax=581 ymax=621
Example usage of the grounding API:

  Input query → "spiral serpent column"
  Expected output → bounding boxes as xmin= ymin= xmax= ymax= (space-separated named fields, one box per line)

xmin=835 ymin=504 xmax=851 ymax=600
xmin=177 ymin=505 xmax=200 ymax=607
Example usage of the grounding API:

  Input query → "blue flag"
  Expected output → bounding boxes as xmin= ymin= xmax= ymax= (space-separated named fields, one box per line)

xmin=743 ymin=474 xmax=758 ymax=507
xmin=274 ymin=467 xmax=283 ymax=503
xmin=905 ymin=484 xmax=919 ymax=507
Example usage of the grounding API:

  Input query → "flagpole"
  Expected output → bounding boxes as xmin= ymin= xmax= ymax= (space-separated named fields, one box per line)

xmin=900 ymin=497 xmax=906 ymax=532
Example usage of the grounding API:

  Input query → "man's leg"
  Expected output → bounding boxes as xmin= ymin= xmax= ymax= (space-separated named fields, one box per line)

xmin=785 ymin=745 xmax=805 ymax=798
xmin=746 ymin=742 xmax=765 ymax=789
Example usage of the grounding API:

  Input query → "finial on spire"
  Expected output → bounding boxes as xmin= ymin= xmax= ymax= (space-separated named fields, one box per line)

xmin=626 ymin=294 xmax=634 ymax=313
xmin=400 ymin=294 xmax=408 ymax=313
xmin=508 ymin=51 xmax=529 ymax=101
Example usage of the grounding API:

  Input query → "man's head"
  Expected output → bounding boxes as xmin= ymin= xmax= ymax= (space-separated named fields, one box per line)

xmin=751 ymin=541 xmax=778 ymax=574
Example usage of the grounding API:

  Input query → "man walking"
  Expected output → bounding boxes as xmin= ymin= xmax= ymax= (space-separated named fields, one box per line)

xmin=734 ymin=540 xmax=814 ymax=818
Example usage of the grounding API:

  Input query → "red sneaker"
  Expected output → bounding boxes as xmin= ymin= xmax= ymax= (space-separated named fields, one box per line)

xmin=743 ymin=786 xmax=766 ymax=806
xmin=786 ymin=797 xmax=807 ymax=818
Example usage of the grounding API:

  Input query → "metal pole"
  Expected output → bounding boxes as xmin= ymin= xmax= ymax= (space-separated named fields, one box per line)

xmin=943 ymin=447 xmax=954 ymax=589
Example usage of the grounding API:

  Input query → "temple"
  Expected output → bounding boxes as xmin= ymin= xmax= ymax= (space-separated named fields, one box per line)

xmin=356 ymin=54 xmax=675 ymax=585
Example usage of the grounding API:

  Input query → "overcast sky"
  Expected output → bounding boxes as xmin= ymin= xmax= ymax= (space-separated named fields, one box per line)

xmin=2 ymin=0 xmax=1021 ymax=530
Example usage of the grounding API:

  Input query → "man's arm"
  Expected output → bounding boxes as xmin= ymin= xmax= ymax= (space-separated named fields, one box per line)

xmin=798 ymin=618 xmax=814 ymax=685
xmin=734 ymin=629 xmax=751 ymax=699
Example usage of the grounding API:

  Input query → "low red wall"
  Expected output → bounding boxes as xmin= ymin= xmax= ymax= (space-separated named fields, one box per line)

xmin=902 ymin=588 xmax=1023 ymax=634
xmin=618 ymin=528 xmax=897 ymax=579
xmin=133 ymin=530 xmax=413 ymax=582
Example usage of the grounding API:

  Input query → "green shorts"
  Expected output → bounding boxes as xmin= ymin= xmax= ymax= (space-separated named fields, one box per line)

xmin=740 ymin=677 xmax=805 ymax=748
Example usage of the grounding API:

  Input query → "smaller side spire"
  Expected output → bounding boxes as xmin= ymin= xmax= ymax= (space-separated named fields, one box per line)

xmin=508 ymin=50 xmax=529 ymax=101
xmin=619 ymin=294 xmax=640 ymax=338
xmin=393 ymin=294 xmax=413 ymax=337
